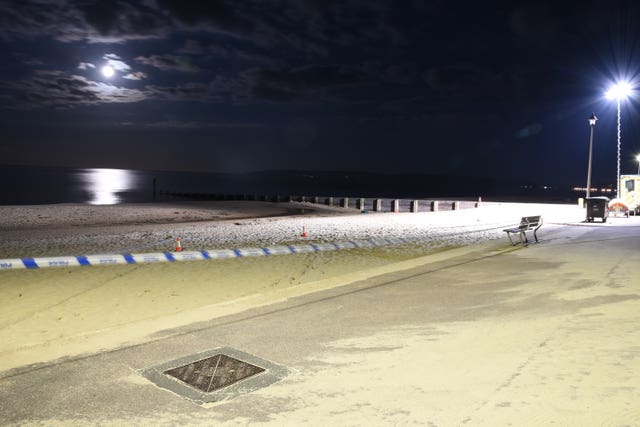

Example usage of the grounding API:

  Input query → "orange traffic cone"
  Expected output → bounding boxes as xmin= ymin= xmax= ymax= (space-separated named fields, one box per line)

xmin=175 ymin=237 xmax=183 ymax=252
xmin=301 ymin=226 xmax=308 ymax=237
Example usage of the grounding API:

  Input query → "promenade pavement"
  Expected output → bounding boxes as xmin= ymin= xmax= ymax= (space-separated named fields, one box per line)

xmin=1 ymin=216 xmax=639 ymax=426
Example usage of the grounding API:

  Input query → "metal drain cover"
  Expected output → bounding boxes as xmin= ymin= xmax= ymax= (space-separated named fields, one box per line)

xmin=164 ymin=353 xmax=265 ymax=393
xmin=141 ymin=347 xmax=288 ymax=404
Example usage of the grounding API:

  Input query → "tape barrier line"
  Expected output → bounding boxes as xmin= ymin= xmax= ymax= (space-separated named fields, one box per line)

xmin=0 ymin=237 xmax=429 ymax=270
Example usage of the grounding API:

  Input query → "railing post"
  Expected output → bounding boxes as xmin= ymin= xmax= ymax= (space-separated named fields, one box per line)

xmin=327 ymin=197 xmax=334 ymax=207
xmin=431 ymin=201 xmax=439 ymax=212
xmin=373 ymin=199 xmax=382 ymax=212
xmin=356 ymin=198 xmax=365 ymax=211
xmin=453 ymin=201 xmax=460 ymax=210
xmin=392 ymin=199 xmax=400 ymax=213
xmin=342 ymin=197 xmax=349 ymax=208
xmin=410 ymin=200 xmax=419 ymax=213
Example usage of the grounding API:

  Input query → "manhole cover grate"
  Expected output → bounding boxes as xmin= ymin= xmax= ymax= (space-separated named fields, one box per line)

xmin=141 ymin=347 xmax=288 ymax=404
xmin=164 ymin=354 xmax=265 ymax=393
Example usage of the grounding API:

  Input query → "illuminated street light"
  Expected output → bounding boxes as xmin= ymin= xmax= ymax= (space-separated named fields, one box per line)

xmin=605 ymin=81 xmax=632 ymax=198
xmin=605 ymin=81 xmax=632 ymax=100
xmin=586 ymin=113 xmax=597 ymax=199
xmin=636 ymin=154 xmax=640 ymax=175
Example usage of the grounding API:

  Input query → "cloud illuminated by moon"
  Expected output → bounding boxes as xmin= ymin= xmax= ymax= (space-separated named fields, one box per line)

xmin=101 ymin=65 xmax=115 ymax=78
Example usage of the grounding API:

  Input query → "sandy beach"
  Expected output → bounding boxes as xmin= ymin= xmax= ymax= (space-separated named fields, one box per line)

xmin=0 ymin=201 xmax=347 ymax=258
xmin=0 ymin=200 xmax=583 ymax=258
xmin=0 ymin=200 xmax=583 ymax=370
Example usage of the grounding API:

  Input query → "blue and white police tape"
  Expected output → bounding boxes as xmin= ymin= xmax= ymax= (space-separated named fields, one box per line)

xmin=0 ymin=237 xmax=414 ymax=270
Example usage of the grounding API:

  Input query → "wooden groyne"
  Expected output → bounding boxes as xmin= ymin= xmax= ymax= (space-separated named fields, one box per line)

xmin=158 ymin=191 xmax=481 ymax=213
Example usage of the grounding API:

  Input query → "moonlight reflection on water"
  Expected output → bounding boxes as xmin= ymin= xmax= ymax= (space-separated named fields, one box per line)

xmin=81 ymin=168 xmax=136 ymax=205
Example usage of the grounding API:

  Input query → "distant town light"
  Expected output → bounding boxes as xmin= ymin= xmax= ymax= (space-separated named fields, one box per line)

xmin=573 ymin=187 xmax=613 ymax=193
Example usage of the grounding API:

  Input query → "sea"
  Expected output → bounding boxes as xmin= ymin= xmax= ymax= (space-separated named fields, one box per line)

xmin=0 ymin=165 xmax=268 ymax=205
xmin=0 ymin=164 xmax=577 ymax=206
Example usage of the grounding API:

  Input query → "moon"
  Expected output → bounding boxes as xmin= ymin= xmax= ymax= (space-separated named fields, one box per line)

xmin=101 ymin=65 xmax=115 ymax=78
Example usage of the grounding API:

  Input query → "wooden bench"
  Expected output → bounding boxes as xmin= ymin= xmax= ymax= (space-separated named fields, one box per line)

xmin=503 ymin=216 xmax=543 ymax=245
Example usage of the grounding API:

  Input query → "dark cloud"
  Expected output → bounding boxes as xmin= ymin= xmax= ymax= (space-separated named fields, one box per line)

xmin=0 ymin=1 xmax=84 ymax=42
xmin=135 ymin=54 xmax=198 ymax=72
xmin=290 ymin=0 xmax=407 ymax=48
xmin=249 ymin=85 xmax=297 ymax=103
xmin=0 ymin=72 xmax=142 ymax=108
xmin=155 ymin=0 xmax=257 ymax=37
xmin=0 ymin=0 xmax=170 ymax=43
xmin=176 ymin=39 xmax=208 ymax=55
xmin=71 ymin=0 xmax=170 ymax=42
xmin=153 ymin=1 xmax=331 ymax=55
xmin=177 ymin=40 xmax=279 ymax=66
xmin=420 ymin=63 xmax=556 ymax=108
xmin=73 ymin=1 xmax=121 ymax=36
xmin=122 ymin=71 xmax=147 ymax=81
xmin=145 ymin=82 xmax=223 ymax=102
xmin=118 ymin=120 xmax=264 ymax=129
xmin=0 ymin=0 xmax=423 ymax=58
xmin=214 ymin=64 xmax=371 ymax=104
xmin=0 ymin=72 xmax=221 ymax=109
xmin=248 ymin=65 xmax=366 ymax=92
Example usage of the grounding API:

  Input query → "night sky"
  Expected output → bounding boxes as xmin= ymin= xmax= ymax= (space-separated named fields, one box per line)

xmin=1 ymin=0 xmax=640 ymax=189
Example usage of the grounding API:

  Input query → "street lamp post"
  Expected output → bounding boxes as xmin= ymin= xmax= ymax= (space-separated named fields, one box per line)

xmin=615 ymin=96 xmax=621 ymax=198
xmin=605 ymin=81 xmax=632 ymax=199
xmin=586 ymin=113 xmax=597 ymax=199
xmin=636 ymin=154 xmax=640 ymax=175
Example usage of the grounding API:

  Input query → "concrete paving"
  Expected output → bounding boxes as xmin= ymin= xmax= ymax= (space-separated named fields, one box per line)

xmin=1 ymin=218 xmax=640 ymax=426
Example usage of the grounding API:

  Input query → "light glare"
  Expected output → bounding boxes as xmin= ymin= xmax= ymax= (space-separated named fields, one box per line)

xmin=605 ymin=81 xmax=632 ymax=100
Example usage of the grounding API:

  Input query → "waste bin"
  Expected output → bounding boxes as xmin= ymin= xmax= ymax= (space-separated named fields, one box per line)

xmin=586 ymin=197 xmax=609 ymax=222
